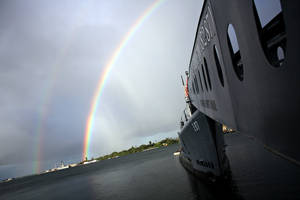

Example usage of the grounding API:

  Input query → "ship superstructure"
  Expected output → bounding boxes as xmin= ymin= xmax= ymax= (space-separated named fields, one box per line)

xmin=178 ymin=0 xmax=300 ymax=179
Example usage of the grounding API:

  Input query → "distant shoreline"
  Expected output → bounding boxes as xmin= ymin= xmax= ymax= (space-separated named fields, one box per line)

xmin=1 ymin=138 xmax=179 ymax=183
xmin=86 ymin=137 xmax=179 ymax=162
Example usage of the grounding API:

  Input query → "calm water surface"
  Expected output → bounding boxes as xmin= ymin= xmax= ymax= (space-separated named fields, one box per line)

xmin=0 ymin=135 xmax=300 ymax=200
xmin=0 ymin=144 xmax=238 ymax=200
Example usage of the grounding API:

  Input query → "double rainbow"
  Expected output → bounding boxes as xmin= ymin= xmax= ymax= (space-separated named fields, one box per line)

xmin=82 ymin=0 xmax=165 ymax=160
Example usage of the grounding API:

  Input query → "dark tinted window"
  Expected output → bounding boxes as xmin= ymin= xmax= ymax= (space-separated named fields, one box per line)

xmin=227 ymin=24 xmax=244 ymax=81
xmin=201 ymin=64 xmax=208 ymax=92
xmin=197 ymin=70 xmax=203 ymax=92
xmin=203 ymin=57 xmax=212 ymax=90
xmin=194 ymin=76 xmax=199 ymax=94
xmin=213 ymin=45 xmax=224 ymax=87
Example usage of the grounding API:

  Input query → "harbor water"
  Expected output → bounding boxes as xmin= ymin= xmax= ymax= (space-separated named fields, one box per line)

xmin=1 ymin=134 xmax=300 ymax=200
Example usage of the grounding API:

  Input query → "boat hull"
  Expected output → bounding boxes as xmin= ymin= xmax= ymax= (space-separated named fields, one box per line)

xmin=178 ymin=110 xmax=228 ymax=180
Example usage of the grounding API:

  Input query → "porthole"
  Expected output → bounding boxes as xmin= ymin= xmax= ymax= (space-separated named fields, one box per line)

xmin=197 ymin=70 xmax=204 ymax=92
xmin=203 ymin=57 xmax=212 ymax=90
xmin=253 ymin=0 xmax=286 ymax=67
xmin=201 ymin=64 xmax=208 ymax=91
xmin=213 ymin=45 xmax=224 ymax=87
xmin=227 ymin=24 xmax=244 ymax=81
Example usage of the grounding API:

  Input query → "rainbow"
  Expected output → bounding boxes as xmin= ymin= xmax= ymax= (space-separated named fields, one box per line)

xmin=82 ymin=0 xmax=165 ymax=160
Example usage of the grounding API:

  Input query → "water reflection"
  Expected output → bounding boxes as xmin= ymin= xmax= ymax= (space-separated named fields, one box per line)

xmin=184 ymin=168 xmax=243 ymax=200
xmin=1 ymin=142 xmax=299 ymax=200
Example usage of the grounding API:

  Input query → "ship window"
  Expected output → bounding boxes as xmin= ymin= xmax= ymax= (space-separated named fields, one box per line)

xmin=201 ymin=64 xmax=208 ymax=91
xmin=213 ymin=45 xmax=224 ymax=87
xmin=253 ymin=0 xmax=282 ymax=27
xmin=277 ymin=46 xmax=285 ymax=66
xmin=227 ymin=24 xmax=244 ymax=81
xmin=197 ymin=70 xmax=204 ymax=92
xmin=203 ymin=57 xmax=212 ymax=90
xmin=253 ymin=0 xmax=286 ymax=67
xmin=194 ymin=76 xmax=199 ymax=94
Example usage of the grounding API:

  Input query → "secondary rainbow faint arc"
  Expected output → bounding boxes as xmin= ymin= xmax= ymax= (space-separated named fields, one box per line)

xmin=82 ymin=0 xmax=165 ymax=160
xmin=32 ymin=2 xmax=90 ymax=173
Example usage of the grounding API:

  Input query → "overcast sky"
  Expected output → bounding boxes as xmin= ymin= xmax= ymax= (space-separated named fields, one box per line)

xmin=0 ymin=0 xmax=203 ymax=173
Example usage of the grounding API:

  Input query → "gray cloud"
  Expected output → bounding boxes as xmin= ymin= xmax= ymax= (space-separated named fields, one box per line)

xmin=0 ymin=0 xmax=203 ymax=170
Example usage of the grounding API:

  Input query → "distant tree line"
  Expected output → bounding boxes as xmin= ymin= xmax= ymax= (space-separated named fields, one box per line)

xmin=95 ymin=137 xmax=179 ymax=161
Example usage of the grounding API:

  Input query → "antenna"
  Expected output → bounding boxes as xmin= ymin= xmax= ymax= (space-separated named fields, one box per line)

xmin=181 ymin=75 xmax=185 ymax=86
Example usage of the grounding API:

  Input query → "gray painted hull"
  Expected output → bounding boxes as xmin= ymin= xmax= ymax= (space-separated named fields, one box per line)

xmin=178 ymin=110 xmax=228 ymax=179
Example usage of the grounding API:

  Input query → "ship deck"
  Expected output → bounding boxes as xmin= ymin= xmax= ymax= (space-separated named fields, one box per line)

xmin=224 ymin=133 xmax=300 ymax=199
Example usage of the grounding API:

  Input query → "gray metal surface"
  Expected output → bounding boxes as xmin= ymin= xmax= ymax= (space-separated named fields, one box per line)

xmin=188 ymin=0 xmax=300 ymax=162
xmin=179 ymin=110 xmax=226 ymax=177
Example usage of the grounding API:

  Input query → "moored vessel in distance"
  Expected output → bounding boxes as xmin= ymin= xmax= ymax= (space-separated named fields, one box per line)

xmin=178 ymin=0 xmax=300 ymax=182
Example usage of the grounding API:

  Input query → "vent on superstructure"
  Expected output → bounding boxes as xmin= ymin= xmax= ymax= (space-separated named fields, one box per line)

xmin=227 ymin=24 xmax=244 ymax=81
xmin=253 ymin=0 xmax=286 ymax=67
